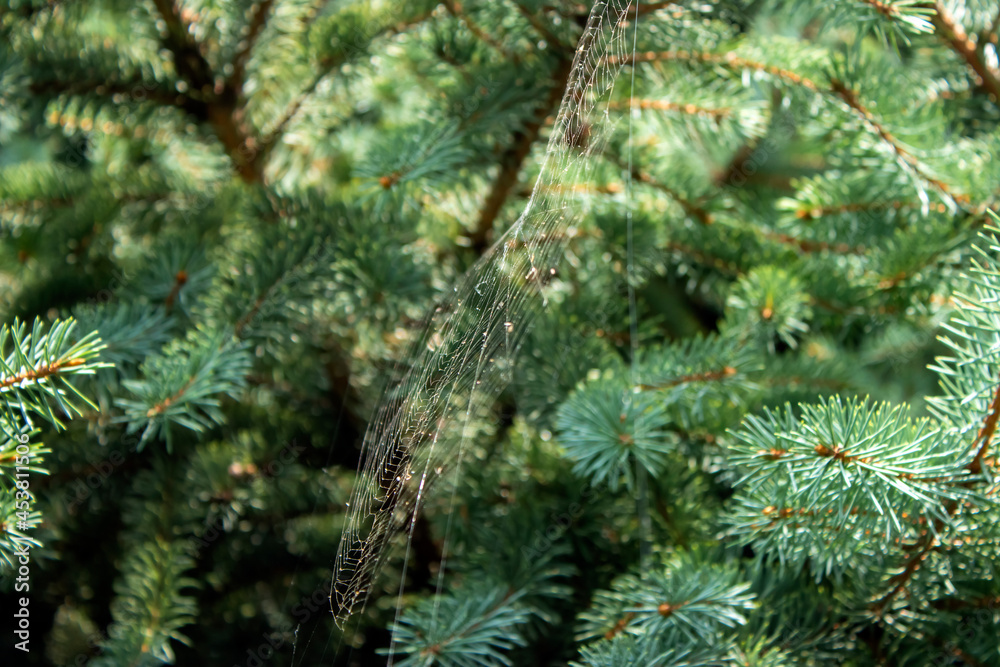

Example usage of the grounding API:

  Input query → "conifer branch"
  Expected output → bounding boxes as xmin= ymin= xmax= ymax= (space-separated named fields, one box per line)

xmin=871 ymin=532 xmax=938 ymax=615
xmin=714 ymin=138 xmax=794 ymax=191
xmin=764 ymin=232 xmax=867 ymax=255
xmin=931 ymin=1 xmax=1000 ymax=103
xmin=163 ymin=270 xmax=188 ymax=312
xmin=634 ymin=1 xmax=680 ymax=16
xmin=872 ymin=375 xmax=1000 ymax=614
xmin=514 ymin=3 xmax=564 ymax=49
xmin=227 ymin=0 xmax=276 ymax=97
xmin=611 ymin=50 xmax=962 ymax=204
xmin=151 ymin=0 xmax=262 ymax=182
xmin=666 ymin=240 xmax=742 ymax=275
xmin=28 ymin=78 xmax=195 ymax=115
xmin=0 ymin=356 xmax=86 ymax=390
xmin=828 ymin=78 xmax=958 ymax=204
xmin=606 ymin=98 xmax=733 ymax=120
xmin=545 ymin=1 xmax=680 ymax=21
xmin=986 ymin=7 xmax=1000 ymax=46
xmin=603 ymin=612 xmax=635 ymax=639
xmin=150 ymin=0 xmax=216 ymax=96
xmin=792 ymin=199 xmax=916 ymax=221
xmin=144 ymin=376 xmax=197 ymax=418
xmin=259 ymin=9 xmax=436 ymax=161
xmin=609 ymin=50 xmax=821 ymax=91
xmin=931 ymin=640 xmax=985 ymax=667
xmin=966 ymin=371 xmax=1000 ymax=475
xmin=443 ymin=0 xmax=518 ymax=64
xmin=759 ymin=505 xmax=931 ymax=526
xmin=517 ymin=182 xmax=624 ymax=197
xmin=469 ymin=53 xmax=574 ymax=253
xmin=858 ymin=0 xmax=900 ymax=20
xmin=637 ymin=366 xmax=737 ymax=390
xmin=603 ymin=150 xmax=714 ymax=225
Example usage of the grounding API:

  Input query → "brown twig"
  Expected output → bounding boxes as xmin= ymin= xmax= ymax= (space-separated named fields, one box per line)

xmin=931 ymin=0 xmax=1000 ymax=102
xmin=609 ymin=50 xmax=963 ymax=205
xmin=468 ymin=53 xmax=575 ymax=253
xmin=0 ymin=357 xmax=86 ymax=390
xmin=444 ymin=0 xmax=518 ymax=64
xmin=633 ymin=1 xmax=680 ymax=16
xmin=985 ymin=6 xmax=1000 ymax=46
xmin=602 ymin=150 xmax=714 ymax=224
xmin=764 ymin=231 xmax=867 ymax=255
xmin=872 ymin=374 xmax=1000 ymax=614
xmin=828 ymin=78 xmax=958 ymax=204
xmin=150 ymin=0 xmax=261 ymax=182
xmin=607 ymin=50 xmax=821 ymax=91
xmin=163 ymin=269 xmax=188 ymax=312
xmin=967 ymin=370 xmax=1000 ymax=475
xmin=605 ymin=98 xmax=732 ymax=120
xmin=665 ymin=240 xmax=743 ymax=276
xmin=145 ymin=375 xmax=197 ymax=417
xmin=858 ymin=0 xmax=901 ymax=20
xmin=259 ymin=9 xmax=436 ymax=161
xmin=793 ymin=200 xmax=919 ymax=221
xmin=514 ymin=2 xmax=565 ymax=49
xmin=227 ymin=0 xmax=277 ymax=98
xmin=637 ymin=366 xmax=737 ymax=391
xmin=603 ymin=612 xmax=635 ymax=639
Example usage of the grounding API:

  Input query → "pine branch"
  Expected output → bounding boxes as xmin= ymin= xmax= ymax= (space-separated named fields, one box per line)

xmin=514 ymin=2 xmax=564 ymax=49
xmin=930 ymin=0 xmax=1000 ymax=103
xmin=469 ymin=52 xmax=575 ymax=253
xmin=387 ymin=583 xmax=532 ymax=664
xmin=227 ymin=0 xmax=276 ymax=98
xmin=606 ymin=98 xmax=733 ymax=120
xmin=542 ymin=1 xmax=681 ymax=22
xmin=93 ymin=537 xmax=198 ymax=666
xmin=611 ymin=50 xmax=963 ymax=206
xmin=637 ymin=366 xmax=737 ymax=391
xmin=578 ymin=553 xmax=755 ymax=644
xmin=666 ymin=240 xmax=743 ymax=276
xmin=443 ymin=0 xmax=519 ymax=64
xmin=634 ymin=1 xmax=680 ymax=16
xmin=149 ymin=0 xmax=215 ymax=96
xmin=714 ymin=138 xmax=794 ymax=191
xmin=602 ymin=150 xmax=714 ymax=225
xmin=792 ymin=199 xmax=916 ymax=221
xmin=150 ymin=0 xmax=261 ymax=182
xmin=258 ymin=9 xmax=436 ymax=162
xmin=609 ymin=50 xmax=822 ymax=91
xmin=872 ymin=376 xmax=1000 ymax=614
xmin=965 ymin=371 xmax=1000 ymax=476
xmin=27 ymin=78 xmax=198 ymax=115
xmin=764 ymin=232 xmax=867 ymax=255
xmin=985 ymin=6 xmax=1000 ymax=47
xmin=117 ymin=330 xmax=251 ymax=450
xmin=828 ymin=78 xmax=958 ymax=204
xmin=858 ymin=0 xmax=903 ymax=20
xmin=163 ymin=270 xmax=188 ymax=313
xmin=1 ymin=356 xmax=84 ymax=391
xmin=0 ymin=318 xmax=108 ymax=432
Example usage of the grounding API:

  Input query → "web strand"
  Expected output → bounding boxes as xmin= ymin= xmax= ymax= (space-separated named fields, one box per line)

xmin=331 ymin=0 xmax=643 ymax=631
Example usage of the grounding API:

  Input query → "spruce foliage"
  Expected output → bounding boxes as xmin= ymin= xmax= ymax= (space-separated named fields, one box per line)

xmin=2 ymin=0 xmax=1000 ymax=665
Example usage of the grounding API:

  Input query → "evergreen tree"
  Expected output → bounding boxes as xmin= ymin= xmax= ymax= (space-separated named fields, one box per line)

xmin=1 ymin=1 xmax=1000 ymax=666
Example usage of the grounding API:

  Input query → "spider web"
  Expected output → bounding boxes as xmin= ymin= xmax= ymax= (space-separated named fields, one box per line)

xmin=331 ymin=0 xmax=640 ymax=630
